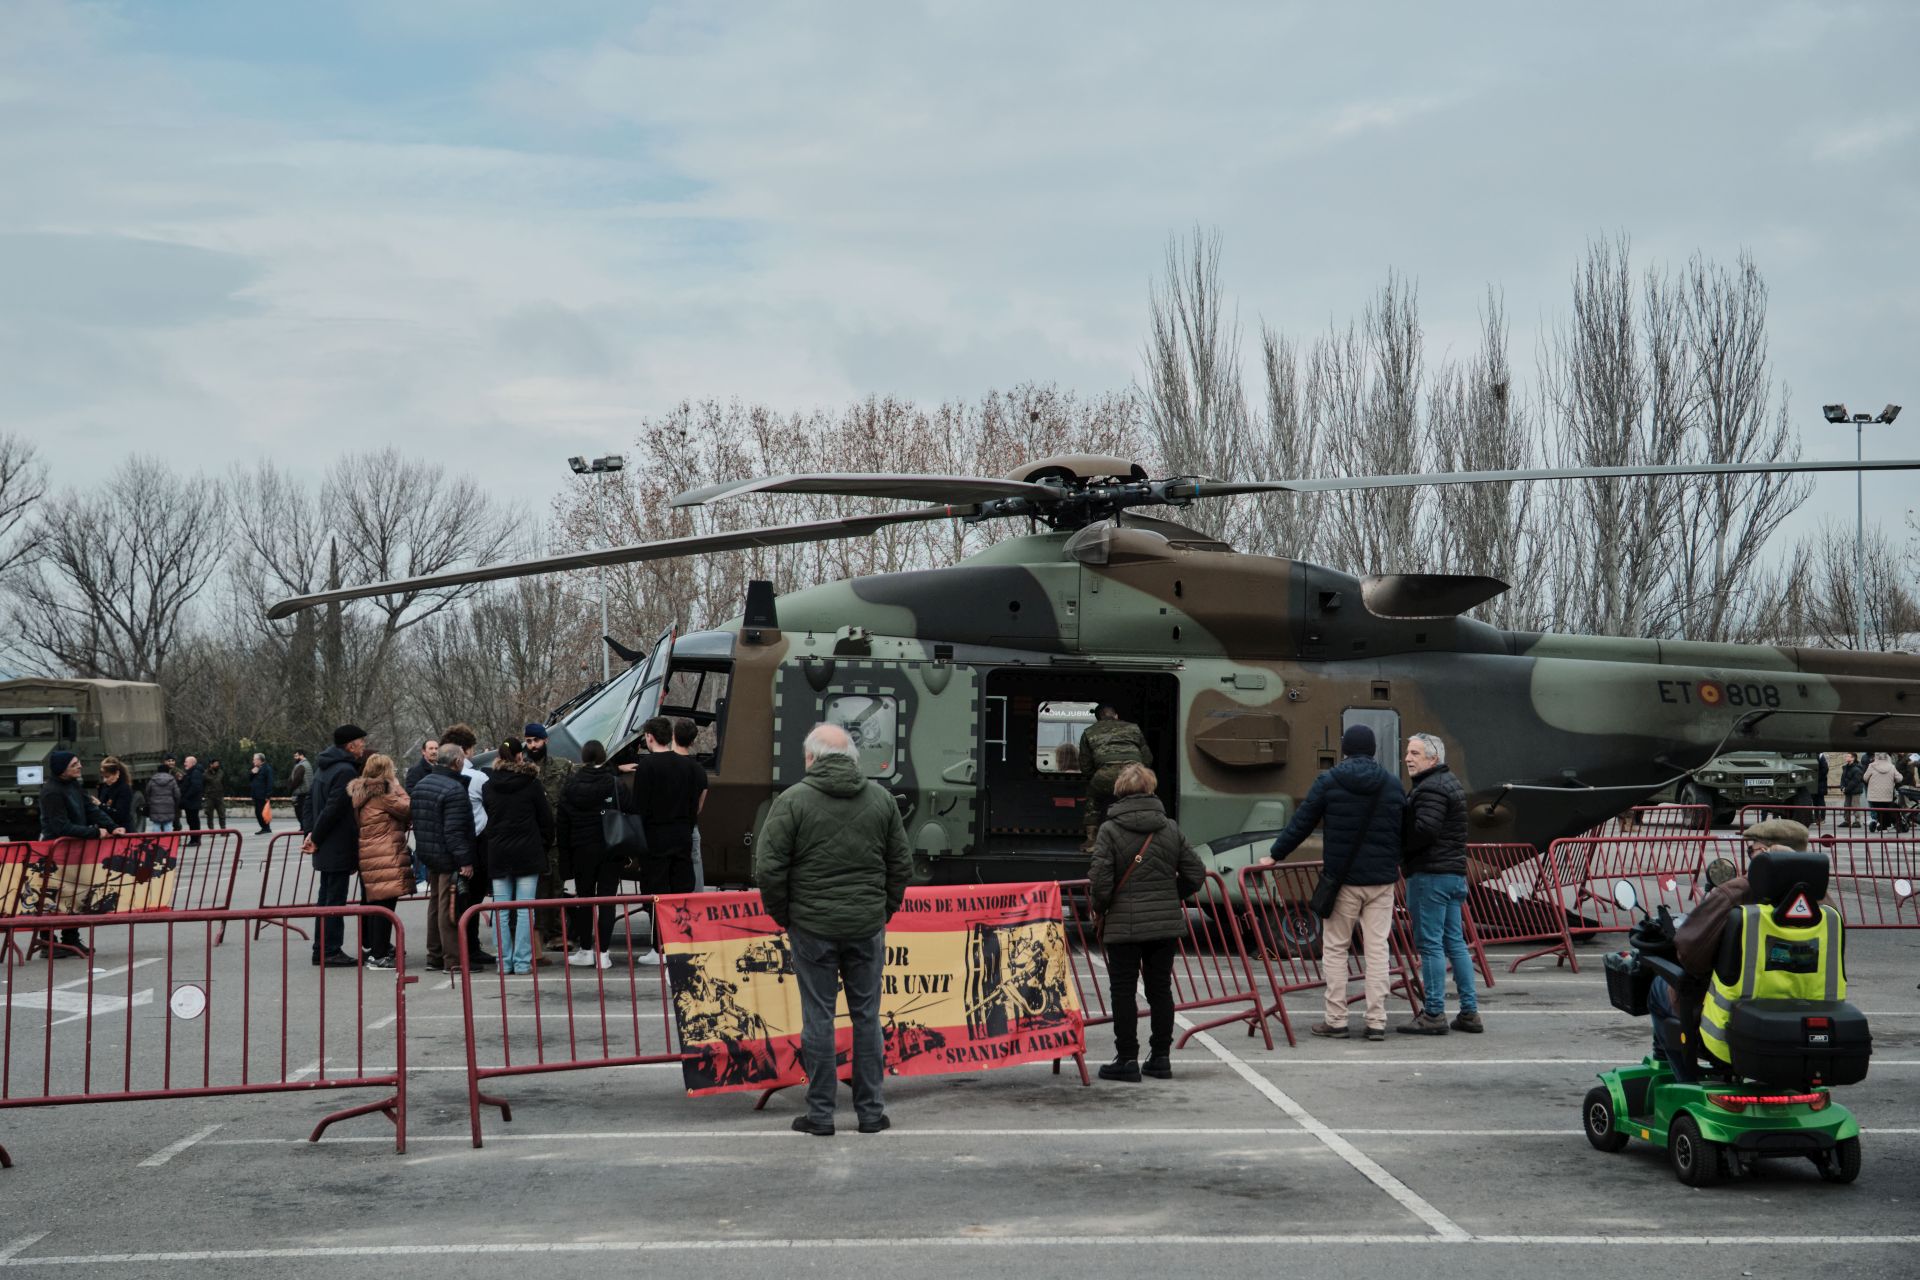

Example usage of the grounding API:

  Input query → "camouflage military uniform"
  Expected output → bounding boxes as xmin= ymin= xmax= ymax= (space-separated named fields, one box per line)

xmin=532 ymin=752 xmax=575 ymax=945
xmin=1078 ymin=719 xmax=1151 ymax=849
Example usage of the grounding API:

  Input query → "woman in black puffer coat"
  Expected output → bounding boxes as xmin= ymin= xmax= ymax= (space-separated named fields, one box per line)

xmin=1087 ymin=763 xmax=1205 ymax=1084
xmin=556 ymin=739 xmax=627 ymax=967
xmin=480 ymin=739 xmax=554 ymax=975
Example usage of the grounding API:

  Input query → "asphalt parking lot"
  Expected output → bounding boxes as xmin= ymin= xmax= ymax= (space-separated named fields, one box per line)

xmin=2 ymin=823 xmax=1917 ymax=1279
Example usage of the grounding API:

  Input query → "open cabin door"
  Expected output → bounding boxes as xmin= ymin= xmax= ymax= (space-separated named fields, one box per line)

xmin=547 ymin=626 xmax=676 ymax=762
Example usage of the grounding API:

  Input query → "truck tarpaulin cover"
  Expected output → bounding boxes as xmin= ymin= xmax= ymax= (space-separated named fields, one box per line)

xmin=658 ymin=881 xmax=1085 ymax=1096
xmin=0 ymin=835 xmax=182 ymax=917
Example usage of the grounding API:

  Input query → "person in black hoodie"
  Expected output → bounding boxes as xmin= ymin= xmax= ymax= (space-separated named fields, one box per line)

xmin=1398 ymin=732 xmax=1481 ymax=1036
xmin=1262 ymin=724 xmax=1406 ymax=1041
xmin=96 ymin=757 xmax=136 ymax=832
xmin=302 ymin=725 xmax=369 ymax=967
xmin=39 ymin=750 xmax=123 ymax=958
xmin=556 ymin=739 xmax=625 ymax=968
xmin=481 ymin=738 xmax=554 ymax=975
xmin=1087 ymin=764 xmax=1206 ymax=1082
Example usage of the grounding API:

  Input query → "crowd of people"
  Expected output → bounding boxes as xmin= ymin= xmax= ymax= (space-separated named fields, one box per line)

xmin=1816 ymin=750 xmax=1919 ymax=833
xmin=291 ymin=717 xmax=709 ymax=973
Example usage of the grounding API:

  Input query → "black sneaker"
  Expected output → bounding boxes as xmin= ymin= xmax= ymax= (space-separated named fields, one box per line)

xmin=1098 ymin=1057 xmax=1142 ymax=1082
xmin=425 ymin=959 xmax=447 ymax=972
xmin=320 ymin=952 xmax=357 ymax=968
xmin=1364 ymin=1026 xmax=1386 ymax=1041
xmin=857 ymin=1115 xmax=892 ymax=1134
xmin=365 ymin=953 xmax=396 ymax=970
xmin=468 ymin=952 xmax=497 ymax=967
xmin=1142 ymin=1054 xmax=1172 ymax=1080
xmin=790 ymin=1116 xmax=834 ymax=1137
xmin=1451 ymin=1011 xmax=1485 ymax=1034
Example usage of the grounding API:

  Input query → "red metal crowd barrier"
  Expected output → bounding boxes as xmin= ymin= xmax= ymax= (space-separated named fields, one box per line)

xmin=1056 ymin=871 xmax=1273 ymax=1052
xmin=1467 ymin=842 xmax=1582 ymax=972
xmin=254 ymin=832 xmax=427 ymax=941
xmin=1583 ymin=804 xmax=1713 ymax=838
xmin=0 ymin=904 xmax=410 ymax=1167
xmin=1736 ymin=804 xmax=1919 ymax=834
xmin=0 ymin=831 xmax=248 ymax=957
xmin=1811 ymin=834 xmax=1920 ymax=929
xmin=1392 ymin=875 xmax=1496 ymax=1003
xmin=458 ymin=893 xmax=688 ymax=1148
xmin=1235 ymin=861 xmax=1424 ymax=1046
xmin=1544 ymin=835 xmax=1733 ymax=944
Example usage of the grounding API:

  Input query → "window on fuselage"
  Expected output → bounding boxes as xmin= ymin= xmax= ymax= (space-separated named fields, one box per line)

xmin=824 ymin=693 xmax=897 ymax=779
xmin=1034 ymin=700 xmax=1098 ymax=774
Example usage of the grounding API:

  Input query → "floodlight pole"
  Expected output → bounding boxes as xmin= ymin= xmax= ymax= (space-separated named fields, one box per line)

xmin=1855 ymin=416 xmax=1866 ymax=652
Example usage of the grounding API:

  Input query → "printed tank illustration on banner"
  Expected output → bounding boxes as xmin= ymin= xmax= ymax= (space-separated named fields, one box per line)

xmin=4 ymin=835 xmax=181 ymax=918
xmin=658 ymin=882 xmax=1084 ymax=1096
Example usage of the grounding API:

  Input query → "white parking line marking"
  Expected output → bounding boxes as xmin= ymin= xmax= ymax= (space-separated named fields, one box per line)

xmin=3 ymin=1232 xmax=1918 ymax=1265
xmin=1182 ymin=1018 xmax=1471 ymax=1242
xmin=204 ymin=1127 xmax=1319 ymax=1146
xmin=137 ymin=1124 xmax=224 ymax=1168
xmin=0 ymin=1238 xmax=47 ymax=1265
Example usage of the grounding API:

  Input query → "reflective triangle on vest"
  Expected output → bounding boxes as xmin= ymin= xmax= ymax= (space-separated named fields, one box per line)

xmin=1780 ymin=891 xmax=1817 ymax=924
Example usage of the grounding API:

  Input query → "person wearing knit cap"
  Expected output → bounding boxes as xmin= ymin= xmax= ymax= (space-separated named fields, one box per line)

xmin=1260 ymin=722 xmax=1407 ymax=1041
xmin=37 ymin=751 xmax=122 ymax=959
xmin=302 ymin=725 xmax=370 ymax=966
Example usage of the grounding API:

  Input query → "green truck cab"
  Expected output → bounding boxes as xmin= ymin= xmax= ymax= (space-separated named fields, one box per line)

xmin=1668 ymin=750 xmax=1818 ymax=824
xmin=0 ymin=679 xmax=168 ymax=841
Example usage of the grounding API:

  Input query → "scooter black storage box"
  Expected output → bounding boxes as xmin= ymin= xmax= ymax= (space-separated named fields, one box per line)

xmin=1725 ymin=998 xmax=1872 ymax=1088
xmin=1604 ymin=950 xmax=1652 ymax=1016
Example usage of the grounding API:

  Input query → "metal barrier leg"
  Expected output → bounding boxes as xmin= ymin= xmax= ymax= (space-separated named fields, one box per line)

xmin=0 ymin=1140 xmax=11 ymax=1169
xmin=1071 ymin=1051 xmax=1090 ymax=1086
xmin=1508 ymin=938 xmax=1578 ymax=973
xmin=310 ymin=1096 xmax=400 ymax=1145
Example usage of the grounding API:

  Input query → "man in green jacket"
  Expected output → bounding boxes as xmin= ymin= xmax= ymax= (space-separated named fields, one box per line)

xmin=754 ymin=722 xmax=911 ymax=1138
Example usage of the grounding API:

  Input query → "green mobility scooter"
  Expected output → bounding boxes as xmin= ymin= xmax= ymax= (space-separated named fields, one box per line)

xmin=1585 ymin=849 xmax=1872 ymax=1186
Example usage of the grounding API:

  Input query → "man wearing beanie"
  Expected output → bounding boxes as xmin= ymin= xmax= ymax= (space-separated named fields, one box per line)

xmin=523 ymin=722 xmax=574 ymax=952
xmin=1261 ymin=724 xmax=1408 ymax=1040
xmin=302 ymin=724 xmax=370 ymax=967
xmin=37 ymin=750 xmax=124 ymax=959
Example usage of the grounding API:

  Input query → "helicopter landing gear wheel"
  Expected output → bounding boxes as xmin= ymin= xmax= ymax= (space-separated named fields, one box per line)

xmin=1815 ymin=1136 xmax=1861 ymax=1184
xmin=1583 ymin=1087 xmax=1629 ymax=1152
xmin=1669 ymin=1113 xmax=1725 ymax=1187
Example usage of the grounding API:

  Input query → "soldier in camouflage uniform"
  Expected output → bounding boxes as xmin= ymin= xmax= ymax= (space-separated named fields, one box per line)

xmin=524 ymin=723 xmax=575 ymax=950
xmin=1078 ymin=704 xmax=1151 ymax=851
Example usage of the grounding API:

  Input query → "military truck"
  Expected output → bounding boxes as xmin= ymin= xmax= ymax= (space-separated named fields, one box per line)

xmin=1668 ymin=750 xmax=1818 ymax=825
xmin=0 ymin=678 xmax=167 ymax=840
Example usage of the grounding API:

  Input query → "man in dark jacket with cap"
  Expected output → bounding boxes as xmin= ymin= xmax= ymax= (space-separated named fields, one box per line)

xmin=37 ymin=751 xmax=123 ymax=958
xmin=1263 ymin=724 xmax=1406 ymax=1040
xmin=302 ymin=725 xmax=368 ymax=967
xmin=1398 ymin=732 xmax=1480 ymax=1036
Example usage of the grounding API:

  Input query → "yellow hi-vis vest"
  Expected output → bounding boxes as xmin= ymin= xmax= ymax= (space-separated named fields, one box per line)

xmin=1699 ymin=903 xmax=1846 ymax=1065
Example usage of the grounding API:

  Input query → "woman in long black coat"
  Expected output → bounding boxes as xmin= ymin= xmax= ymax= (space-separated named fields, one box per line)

xmin=556 ymin=739 xmax=626 ymax=968
xmin=480 ymin=739 xmax=553 ymax=975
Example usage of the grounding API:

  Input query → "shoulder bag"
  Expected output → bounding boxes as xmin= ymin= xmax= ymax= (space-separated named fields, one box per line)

xmin=1094 ymin=832 xmax=1156 ymax=943
xmin=601 ymin=775 xmax=648 ymax=868
xmin=1308 ymin=785 xmax=1386 ymax=919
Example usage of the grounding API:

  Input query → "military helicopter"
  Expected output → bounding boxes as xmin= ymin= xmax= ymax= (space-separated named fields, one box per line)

xmin=269 ymin=451 xmax=1920 ymax=887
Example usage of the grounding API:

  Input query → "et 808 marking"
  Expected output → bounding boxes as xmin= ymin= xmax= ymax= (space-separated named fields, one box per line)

xmin=1657 ymin=679 xmax=1781 ymax=709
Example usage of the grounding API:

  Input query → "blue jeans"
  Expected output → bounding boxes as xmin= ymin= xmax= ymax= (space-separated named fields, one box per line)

xmin=152 ymin=820 xmax=175 ymax=832
xmin=490 ymin=874 xmax=539 ymax=972
xmin=1407 ymin=872 xmax=1477 ymax=1016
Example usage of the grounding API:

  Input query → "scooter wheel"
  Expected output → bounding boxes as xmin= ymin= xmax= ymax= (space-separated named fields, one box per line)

xmin=1583 ymin=1086 xmax=1629 ymax=1152
xmin=1816 ymin=1136 xmax=1861 ymax=1185
xmin=1669 ymin=1113 xmax=1725 ymax=1187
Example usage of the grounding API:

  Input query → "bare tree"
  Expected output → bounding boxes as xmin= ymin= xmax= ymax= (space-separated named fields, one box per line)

xmin=1319 ymin=273 xmax=1428 ymax=574
xmin=1671 ymin=253 xmax=1809 ymax=641
xmin=1777 ymin=520 xmax=1919 ymax=650
xmin=0 ymin=431 xmax=46 ymax=580
xmin=1138 ymin=227 xmax=1256 ymax=546
xmin=4 ymin=456 xmax=227 ymax=682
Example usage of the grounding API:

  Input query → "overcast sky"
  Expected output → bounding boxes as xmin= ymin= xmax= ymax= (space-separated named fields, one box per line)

xmin=3 ymin=0 xmax=1916 ymax=547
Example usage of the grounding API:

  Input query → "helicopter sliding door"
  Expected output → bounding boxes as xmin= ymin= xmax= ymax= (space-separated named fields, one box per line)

xmin=979 ymin=666 xmax=1180 ymax=863
xmin=770 ymin=657 xmax=981 ymax=878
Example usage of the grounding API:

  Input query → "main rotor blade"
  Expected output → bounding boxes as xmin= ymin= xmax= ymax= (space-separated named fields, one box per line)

xmin=672 ymin=473 xmax=1061 ymax=508
xmin=1181 ymin=457 xmax=1920 ymax=498
xmin=265 ymin=505 xmax=966 ymax=620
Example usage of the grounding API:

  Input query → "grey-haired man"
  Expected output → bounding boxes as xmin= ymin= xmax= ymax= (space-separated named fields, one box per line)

xmin=1399 ymin=732 xmax=1480 ymax=1035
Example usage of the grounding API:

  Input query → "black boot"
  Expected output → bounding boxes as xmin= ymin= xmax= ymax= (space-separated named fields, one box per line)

xmin=1098 ymin=1056 xmax=1141 ymax=1082
xmin=59 ymin=929 xmax=93 ymax=959
xmin=1142 ymin=1053 xmax=1172 ymax=1079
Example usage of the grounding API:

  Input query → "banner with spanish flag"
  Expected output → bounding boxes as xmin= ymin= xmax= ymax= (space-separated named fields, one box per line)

xmin=656 ymin=880 xmax=1085 ymax=1096
xmin=0 ymin=835 xmax=183 ymax=918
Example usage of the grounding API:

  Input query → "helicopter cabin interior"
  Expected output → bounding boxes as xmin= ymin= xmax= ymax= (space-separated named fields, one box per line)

xmin=980 ymin=667 xmax=1180 ymax=857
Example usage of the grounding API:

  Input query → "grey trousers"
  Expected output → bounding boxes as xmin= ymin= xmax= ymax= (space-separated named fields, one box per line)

xmin=788 ymin=925 xmax=887 ymax=1127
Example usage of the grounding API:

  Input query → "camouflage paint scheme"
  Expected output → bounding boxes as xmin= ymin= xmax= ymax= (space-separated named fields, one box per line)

xmin=553 ymin=521 xmax=1920 ymax=890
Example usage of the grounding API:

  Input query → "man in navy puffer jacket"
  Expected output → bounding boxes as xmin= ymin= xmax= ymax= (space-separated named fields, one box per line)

xmin=1263 ymin=724 xmax=1406 ymax=1040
